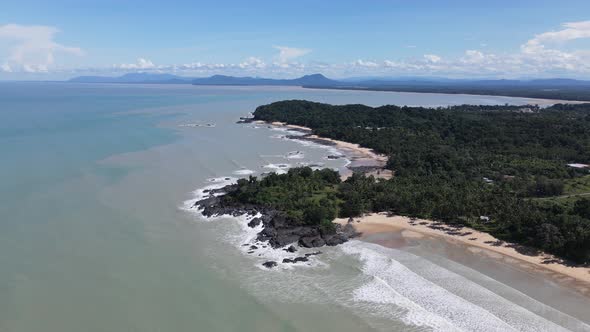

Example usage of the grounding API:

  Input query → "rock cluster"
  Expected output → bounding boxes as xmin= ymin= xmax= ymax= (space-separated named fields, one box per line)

xmin=195 ymin=184 xmax=358 ymax=251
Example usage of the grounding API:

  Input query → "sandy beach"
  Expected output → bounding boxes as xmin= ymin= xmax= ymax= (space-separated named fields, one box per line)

xmin=265 ymin=121 xmax=392 ymax=180
xmin=335 ymin=213 xmax=590 ymax=294
xmin=267 ymin=120 xmax=590 ymax=294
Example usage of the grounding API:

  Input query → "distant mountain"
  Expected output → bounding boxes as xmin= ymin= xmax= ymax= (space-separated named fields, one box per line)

xmin=69 ymin=73 xmax=193 ymax=84
xmin=191 ymin=73 xmax=339 ymax=86
xmin=66 ymin=72 xmax=590 ymax=100
xmin=69 ymin=73 xmax=339 ymax=86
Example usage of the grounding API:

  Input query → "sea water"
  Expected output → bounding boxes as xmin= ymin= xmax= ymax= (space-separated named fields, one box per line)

xmin=1 ymin=82 xmax=589 ymax=331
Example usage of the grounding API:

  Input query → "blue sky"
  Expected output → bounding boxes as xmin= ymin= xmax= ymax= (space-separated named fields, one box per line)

xmin=1 ymin=0 xmax=590 ymax=79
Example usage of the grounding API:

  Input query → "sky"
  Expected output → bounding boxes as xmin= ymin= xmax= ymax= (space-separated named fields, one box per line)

xmin=1 ymin=0 xmax=590 ymax=80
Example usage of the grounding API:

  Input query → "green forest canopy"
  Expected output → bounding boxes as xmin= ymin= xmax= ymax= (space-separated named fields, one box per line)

xmin=248 ymin=100 xmax=590 ymax=263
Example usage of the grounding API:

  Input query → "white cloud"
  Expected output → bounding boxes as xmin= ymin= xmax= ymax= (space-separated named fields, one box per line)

xmin=238 ymin=57 xmax=266 ymax=69
xmin=273 ymin=46 xmax=311 ymax=63
xmin=0 ymin=24 xmax=83 ymax=72
xmin=522 ymin=21 xmax=590 ymax=53
xmin=354 ymin=59 xmax=379 ymax=67
xmin=462 ymin=50 xmax=485 ymax=63
xmin=118 ymin=58 xmax=155 ymax=69
xmin=423 ymin=54 xmax=442 ymax=63
xmin=1 ymin=63 xmax=12 ymax=72
xmin=13 ymin=20 xmax=590 ymax=79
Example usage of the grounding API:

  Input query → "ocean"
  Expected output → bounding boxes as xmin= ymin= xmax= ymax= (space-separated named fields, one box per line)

xmin=1 ymin=82 xmax=589 ymax=331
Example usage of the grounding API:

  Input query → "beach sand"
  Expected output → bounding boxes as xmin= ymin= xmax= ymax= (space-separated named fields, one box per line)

xmin=335 ymin=213 xmax=590 ymax=294
xmin=267 ymin=120 xmax=590 ymax=293
xmin=266 ymin=121 xmax=391 ymax=180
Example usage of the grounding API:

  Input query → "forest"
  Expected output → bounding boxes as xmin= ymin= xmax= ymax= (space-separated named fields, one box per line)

xmin=305 ymin=83 xmax=590 ymax=102
xmin=250 ymin=100 xmax=590 ymax=263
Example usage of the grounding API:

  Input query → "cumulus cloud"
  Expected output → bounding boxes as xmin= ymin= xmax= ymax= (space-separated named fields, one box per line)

xmin=522 ymin=21 xmax=590 ymax=53
xmin=238 ymin=57 xmax=266 ymax=69
xmin=423 ymin=54 xmax=442 ymax=63
xmin=117 ymin=58 xmax=156 ymax=69
xmin=14 ymin=21 xmax=590 ymax=79
xmin=0 ymin=24 xmax=83 ymax=72
xmin=1 ymin=63 xmax=12 ymax=72
xmin=273 ymin=46 xmax=311 ymax=63
xmin=354 ymin=59 xmax=379 ymax=67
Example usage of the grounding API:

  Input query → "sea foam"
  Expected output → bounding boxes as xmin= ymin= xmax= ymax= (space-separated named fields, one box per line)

xmin=182 ymin=174 xmax=324 ymax=270
xmin=340 ymin=241 xmax=575 ymax=332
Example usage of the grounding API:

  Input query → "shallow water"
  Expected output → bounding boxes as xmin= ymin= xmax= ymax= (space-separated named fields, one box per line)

xmin=1 ymin=82 xmax=588 ymax=331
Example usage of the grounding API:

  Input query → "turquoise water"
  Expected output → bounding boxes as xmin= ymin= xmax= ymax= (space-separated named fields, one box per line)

xmin=1 ymin=83 xmax=589 ymax=332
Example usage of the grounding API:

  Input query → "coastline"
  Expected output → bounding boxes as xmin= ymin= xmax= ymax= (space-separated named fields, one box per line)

xmin=253 ymin=119 xmax=590 ymax=294
xmin=261 ymin=121 xmax=392 ymax=180
xmin=335 ymin=213 xmax=590 ymax=294
xmin=302 ymin=86 xmax=590 ymax=105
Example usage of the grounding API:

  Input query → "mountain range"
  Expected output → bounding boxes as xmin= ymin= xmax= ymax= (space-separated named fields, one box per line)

xmin=67 ymin=73 xmax=590 ymax=101
xmin=68 ymin=73 xmax=590 ymax=88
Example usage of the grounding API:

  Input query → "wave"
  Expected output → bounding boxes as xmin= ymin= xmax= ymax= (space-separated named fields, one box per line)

xmin=180 ymin=176 xmax=238 ymax=213
xmin=181 ymin=175 xmax=324 ymax=270
xmin=285 ymin=151 xmax=305 ymax=159
xmin=340 ymin=241 xmax=580 ymax=332
xmin=233 ymin=169 xmax=255 ymax=175
xmin=262 ymin=163 xmax=291 ymax=174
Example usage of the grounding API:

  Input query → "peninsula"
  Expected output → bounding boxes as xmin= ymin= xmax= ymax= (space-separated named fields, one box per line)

xmin=249 ymin=100 xmax=590 ymax=267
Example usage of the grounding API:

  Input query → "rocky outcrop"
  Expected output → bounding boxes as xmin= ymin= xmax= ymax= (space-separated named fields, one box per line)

xmin=194 ymin=184 xmax=359 ymax=250
xmin=262 ymin=261 xmax=277 ymax=268
xmin=282 ymin=256 xmax=308 ymax=264
xmin=236 ymin=117 xmax=255 ymax=124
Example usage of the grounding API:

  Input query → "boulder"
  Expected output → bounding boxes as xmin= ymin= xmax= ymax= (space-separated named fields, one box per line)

xmin=262 ymin=261 xmax=277 ymax=268
xmin=247 ymin=218 xmax=262 ymax=228
xmin=282 ymin=256 xmax=309 ymax=264
xmin=299 ymin=236 xmax=326 ymax=248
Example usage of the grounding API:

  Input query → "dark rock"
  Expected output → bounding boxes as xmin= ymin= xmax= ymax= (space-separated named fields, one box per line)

xmin=262 ymin=261 xmax=277 ymax=268
xmin=247 ymin=218 xmax=262 ymax=228
xmin=341 ymin=223 xmax=358 ymax=238
xmin=324 ymin=234 xmax=347 ymax=246
xmin=299 ymin=236 xmax=325 ymax=248
xmin=282 ymin=256 xmax=309 ymax=264
xmin=193 ymin=183 xmax=359 ymax=251
xmin=304 ymin=251 xmax=322 ymax=257
xmin=271 ymin=215 xmax=289 ymax=228
xmin=249 ymin=245 xmax=258 ymax=250
xmin=236 ymin=117 xmax=255 ymax=124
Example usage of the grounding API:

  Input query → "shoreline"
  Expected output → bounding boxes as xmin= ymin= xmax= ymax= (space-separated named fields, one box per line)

xmin=335 ymin=213 xmax=590 ymax=294
xmin=253 ymin=119 xmax=590 ymax=293
xmin=261 ymin=121 xmax=392 ymax=180
xmin=302 ymin=86 xmax=589 ymax=105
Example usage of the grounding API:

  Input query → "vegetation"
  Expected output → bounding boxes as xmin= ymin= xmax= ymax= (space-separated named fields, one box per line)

xmin=252 ymin=100 xmax=590 ymax=263
xmin=305 ymin=83 xmax=590 ymax=102
xmin=221 ymin=168 xmax=342 ymax=232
